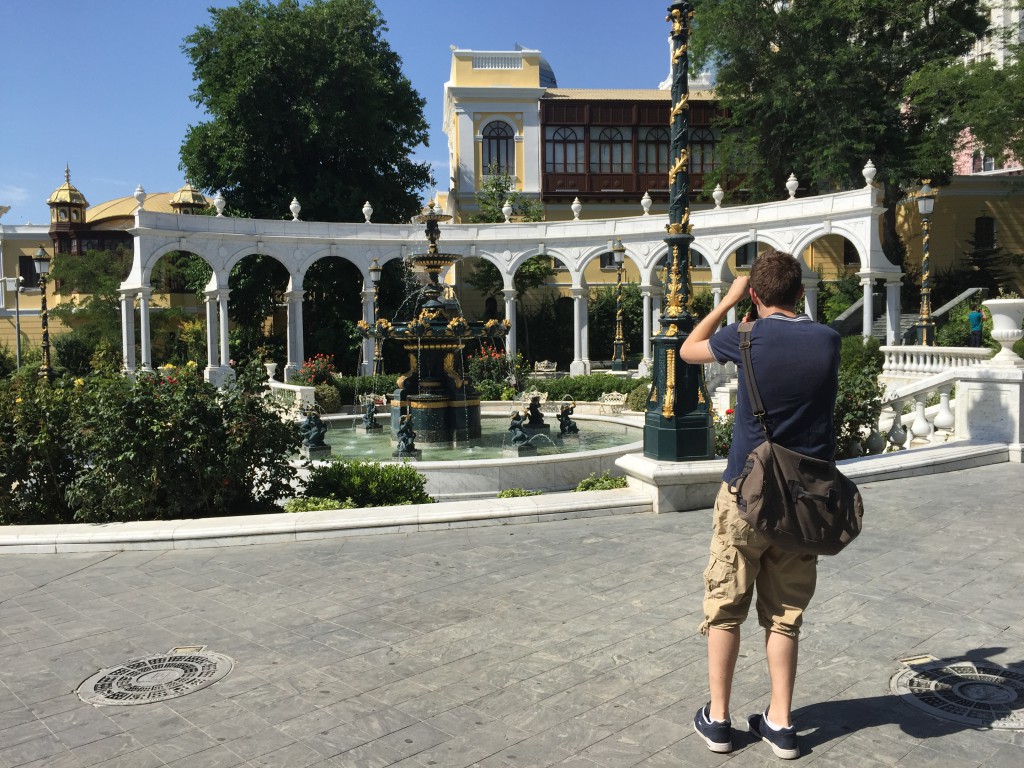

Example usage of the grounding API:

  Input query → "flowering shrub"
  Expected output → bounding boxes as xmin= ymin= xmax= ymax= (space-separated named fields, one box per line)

xmin=714 ymin=408 xmax=735 ymax=458
xmin=0 ymin=368 xmax=299 ymax=525
xmin=292 ymin=353 xmax=337 ymax=386
xmin=465 ymin=341 xmax=529 ymax=397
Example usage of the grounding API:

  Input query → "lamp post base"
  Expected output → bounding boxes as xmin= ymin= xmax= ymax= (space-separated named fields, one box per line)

xmin=914 ymin=320 xmax=935 ymax=346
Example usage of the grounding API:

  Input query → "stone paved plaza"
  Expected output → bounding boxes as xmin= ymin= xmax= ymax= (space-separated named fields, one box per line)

xmin=2 ymin=464 xmax=1023 ymax=767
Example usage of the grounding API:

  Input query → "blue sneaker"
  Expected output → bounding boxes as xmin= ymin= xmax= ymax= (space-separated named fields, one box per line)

xmin=693 ymin=703 xmax=732 ymax=753
xmin=748 ymin=710 xmax=800 ymax=759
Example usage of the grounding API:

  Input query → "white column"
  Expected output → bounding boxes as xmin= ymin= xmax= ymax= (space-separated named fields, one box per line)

xmin=803 ymin=280 xmax=818 ymax=321
xmin=886 ymin=279 xmax=902 ymax=345
xmin=204 ymin=292 xmax=219 ymax=372
xmin=137 ymin=288 xmax=153 ymax=371
xmin=639 ymin=285 xmax=653 ymax=376
xmin=217 ymin=289 xmax=230 ymax=370
xmin=711 ymin=282 xmax=723 ymax=309
xmin=502 ymin=288 xmax=517 ymax=359
xmin=120 ymin=290 xmax=136 ymax=372
xmin=580 ymin=290 xmax=591 ymax=374
xmin=861 ymin=275 xmax=874 ymax=340
xmin=570 ymin=287 xmax=586 ymax=376
xmin=284 ymin=289 xmax=304 ymax=381
xmin=361 ymin=288 xmax=375 ymax=374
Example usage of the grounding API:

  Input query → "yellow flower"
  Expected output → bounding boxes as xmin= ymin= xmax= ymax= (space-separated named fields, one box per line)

xmin=15 ymin=397 xmax=22 ymax=404
xmin=74 ymin=378 xmax=85 ymax=388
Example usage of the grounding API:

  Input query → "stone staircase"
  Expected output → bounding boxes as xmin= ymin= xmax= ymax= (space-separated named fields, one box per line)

xmin=870 ymin=313 xmax=918 ymax=344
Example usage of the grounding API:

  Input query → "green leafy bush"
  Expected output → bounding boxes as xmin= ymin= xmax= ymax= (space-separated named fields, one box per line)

xmin=292 ymin=353 xmax=337 ymax=385
xmin=936 ymin=301 xmax=991 ymax=348
xmin=714 ymin=409 xmax=735 ymax=458
xmin=497 ymin=488 xmax=542 ymax=498
xmin=625 ymin=382 xmax=651 ymax=412
xmin=832 ymin=337 xmax=884 ymax=459
xmin=303 ymin=460 xmax=434 ymax=507
xmin=315 ymin=384 xmax=341 ymax=414
xmin=53 ymin=332 xmax=96 ymax=377
xmin=466 ymin=341 xmax=530 ymax=393
xmin=0 ymin=367 xmax=300 ymax=525
xmin=839 ymin=335 xmax=883 ymax=376
xmin=527 ymin=373 xmax=635 ymax=402
xmin=332 ymin=374 xmax=399 ymax=407
xmin=574 ymin=471 xmax=627 ymax=492
xmin=284 ymin=496 xmax=355 ymax=512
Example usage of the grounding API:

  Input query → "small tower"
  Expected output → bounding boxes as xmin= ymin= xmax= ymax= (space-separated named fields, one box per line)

xmin=46 ymin=165 xmax=89 ymax=255
xmin=169 ymin=182 xmax=209 ymax=215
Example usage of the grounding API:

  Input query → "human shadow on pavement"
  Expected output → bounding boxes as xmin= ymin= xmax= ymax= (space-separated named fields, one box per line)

xmin=791 ymin=648 xmax=1024 ymax=756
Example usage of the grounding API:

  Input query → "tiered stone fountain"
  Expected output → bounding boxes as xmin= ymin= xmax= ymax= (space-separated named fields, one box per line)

xmin=359 ymin=204 xmax=509 ymax=447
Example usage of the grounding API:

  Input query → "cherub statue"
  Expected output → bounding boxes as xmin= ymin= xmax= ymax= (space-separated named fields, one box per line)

xmin=508 ymin=410 xmax=529 ymax=446
xmin=361 ymin=400 xmax=378 ymax=429
xmin=526 ymin=395 xmax=546 ymax=427
xmin=556 ymin=403 xmax=579 ymax=435
xmin=396 ymin=414 xmax=417 ymax=453
xmin=298 ymin=410 xmax=327 ymax=447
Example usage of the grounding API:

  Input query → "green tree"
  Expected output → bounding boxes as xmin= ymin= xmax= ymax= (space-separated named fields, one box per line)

xmin=464 ymin=165 xmax=552 ymax=360
xmin=691 ymin=0 xmax=990 ymax=199
xmin=180 ymin=0 xmax=432 ymax=223
xmin=469 ymin=163 xmax=544 ymax=224
xmin=588 ymin=283 xmax=644 ymax=362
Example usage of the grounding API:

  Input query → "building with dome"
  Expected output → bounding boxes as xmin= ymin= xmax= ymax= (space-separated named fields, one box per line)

xmin=0 ymin=169 xmax=211 ymax=355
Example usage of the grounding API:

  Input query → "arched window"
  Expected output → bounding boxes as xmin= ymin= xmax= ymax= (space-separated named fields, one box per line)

xmin=690 ymin=248 xmax=709 ymax=268
xmin=735 ymin=243 xmax=757 ymax=268
xmin=690 ymin=128 xmax=719 ymax=175
xmin=545 ymin=127 xmax=584 ymax=173
xmin=590 ymin=127 xmax=633 ymax=173
xmin=482 ymin=122 xmax=514 ymax=175
xmin=638 ymin=127 xmax=669 ymax=174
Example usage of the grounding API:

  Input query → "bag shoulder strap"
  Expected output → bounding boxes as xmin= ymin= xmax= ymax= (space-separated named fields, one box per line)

xmin=737 ymin=322 xmax=772 ymax=441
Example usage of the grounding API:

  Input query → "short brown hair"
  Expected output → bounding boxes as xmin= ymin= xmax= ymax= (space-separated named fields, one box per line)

xmin=749 ymin=250 xmax=803 ymax=308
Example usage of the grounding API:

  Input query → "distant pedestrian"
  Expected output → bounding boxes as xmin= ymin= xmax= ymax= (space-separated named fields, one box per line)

xmin=968 ymin=304 xmax=988 ymax=347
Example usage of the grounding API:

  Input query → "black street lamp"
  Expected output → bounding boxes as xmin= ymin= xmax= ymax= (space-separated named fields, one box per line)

xmin=914 ymin=180 xmax=936 ymax=346
xmin=368 ymin=256 xmax=383 ymax=375
xmin=611 ymin=238 xmax=626 ymax=371
xmin=33 ymin=245 xmax=54 ymax=383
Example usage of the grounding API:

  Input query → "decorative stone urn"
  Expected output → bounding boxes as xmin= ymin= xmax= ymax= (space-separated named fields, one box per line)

xmin=982 ymin=298 xmax=1024 ymax=367
xmin=264 ymin=362 xmax=278 ymax=380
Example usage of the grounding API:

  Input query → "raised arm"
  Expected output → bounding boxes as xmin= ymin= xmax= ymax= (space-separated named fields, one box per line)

xmin=680 ymin=276 xmax=750 ymax=364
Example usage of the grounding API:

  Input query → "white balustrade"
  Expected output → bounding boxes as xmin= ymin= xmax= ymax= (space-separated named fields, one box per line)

xmin=880 ymin=346 xmax=991 ymax=391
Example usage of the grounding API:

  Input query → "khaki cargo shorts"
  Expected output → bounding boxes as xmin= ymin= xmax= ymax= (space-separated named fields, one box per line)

xmin=700 ymin=482 xmax=817 ymax=638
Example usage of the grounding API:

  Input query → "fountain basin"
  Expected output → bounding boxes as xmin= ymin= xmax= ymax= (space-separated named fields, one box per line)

xmin=316 ymin=412 xmax=643 ymax=500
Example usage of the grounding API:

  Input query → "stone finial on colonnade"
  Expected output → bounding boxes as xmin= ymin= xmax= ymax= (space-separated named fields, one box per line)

xmin=502 ymin=200 xmax=513 ymax=223
xmin=289 ymin=197 xmax=301 ymax=221
xmin=362 ymin=201 xmax=373 ymax=223
xmin=712 ymin=184 xmax=724 ymax=208
xmin=214 ymin=192 xmax=226 ymax=216
xmin=863 ymin=159 xmax=877 ymax=187
xmin=571 ymin=197 xmax=582 ymax=220
xmin=133 ymin=185 xmax=147 ymax=214
xmin=641 ymin=191 xmax=652 ymax=216
xmin=786 ymin=173 xmax=799 ymax=199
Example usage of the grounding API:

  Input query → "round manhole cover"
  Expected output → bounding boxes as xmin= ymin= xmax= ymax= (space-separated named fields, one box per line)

xmin=78 ymin=650 xmax=233 ymax=706
xmin=890 ymin=659 xmax=1024 ymax=729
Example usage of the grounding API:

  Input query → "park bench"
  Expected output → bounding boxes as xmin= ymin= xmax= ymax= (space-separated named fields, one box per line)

xmin=597 ymin=391 xmax=627 ymax=414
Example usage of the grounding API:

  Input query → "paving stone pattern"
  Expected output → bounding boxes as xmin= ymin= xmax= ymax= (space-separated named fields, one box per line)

xmin=1 ymin=464 xmax=1023 ymax=767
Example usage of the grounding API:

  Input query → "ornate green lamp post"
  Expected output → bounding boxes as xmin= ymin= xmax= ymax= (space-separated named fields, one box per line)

xmin=643 ymin=1 xmax=714 ymax=461
xmin=913 ymin=180 xmax=936 ymax=346
xmin=33 ymin=245 xmax=55 ymax=384
xmin=368 ymin=256 xmax=384 ymax=375
xmin=611 ymin=238 xmax=626 ymax=371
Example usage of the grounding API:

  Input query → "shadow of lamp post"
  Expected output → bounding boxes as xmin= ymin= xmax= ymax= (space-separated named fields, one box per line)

xmin=914 ymin=180 xmax=936 ymax=346
xmin=369 ymin=256 xmax=383 ymax=375
xmin=33 ymin=245 xmax=54 ymax=383
xmin=611 ymin=238 xmax=626 ymax=371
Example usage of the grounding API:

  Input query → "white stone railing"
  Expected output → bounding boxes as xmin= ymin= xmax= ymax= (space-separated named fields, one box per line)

xmin=472 ymin=53 xmax=523 ymax=70
xmin=880 ymin=346 xmax=991 ymax=391
xmin=879 ymin=369 xmax=960 ymax=450
xmin=266 ymin=378 xmax=315 ymax=416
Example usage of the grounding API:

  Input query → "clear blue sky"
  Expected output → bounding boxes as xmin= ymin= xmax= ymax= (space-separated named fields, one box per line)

xmin=0 ymin=0 xmax=677 ymax=226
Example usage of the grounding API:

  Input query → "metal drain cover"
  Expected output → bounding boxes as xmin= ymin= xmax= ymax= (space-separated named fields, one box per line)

xmin=890 ymin=658 xmax=1024 ymax=729
xmin=78 ymin=647 xmax=233 ymax=706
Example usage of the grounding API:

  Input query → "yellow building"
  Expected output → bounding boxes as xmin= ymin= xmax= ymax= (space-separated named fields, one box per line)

xmin=1 ymin=170 xmax=210 ymax=358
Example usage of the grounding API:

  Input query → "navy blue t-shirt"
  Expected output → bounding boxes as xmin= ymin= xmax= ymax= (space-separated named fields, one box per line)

xmin=708 ymin=313 xmax=841 ymax=482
